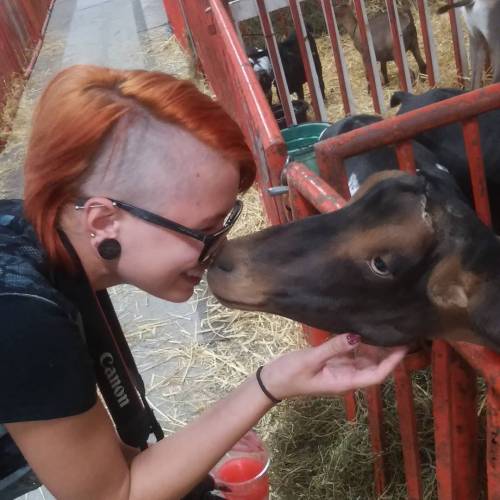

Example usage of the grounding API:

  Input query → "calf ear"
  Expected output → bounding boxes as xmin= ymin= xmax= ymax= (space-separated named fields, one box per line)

xmin=428 ymin=256 xmax=500 ymax=347
xmin=427 ymin=257 xmax=470 ymax=309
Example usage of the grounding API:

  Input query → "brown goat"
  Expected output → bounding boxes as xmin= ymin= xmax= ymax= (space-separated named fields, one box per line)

xmin=335 ymin=3 xmax=427 ymax=85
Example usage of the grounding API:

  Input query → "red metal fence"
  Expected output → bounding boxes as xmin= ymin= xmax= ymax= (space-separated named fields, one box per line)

xmin=312 ymin=86 xmax=500 ymax=499
xmin=215 ymin=0 xmax=467 ymax=122
xmin=165 ymin=0 xmax=500 ymax=498
xmin=0 ymin=0 xmax=55 ymax=122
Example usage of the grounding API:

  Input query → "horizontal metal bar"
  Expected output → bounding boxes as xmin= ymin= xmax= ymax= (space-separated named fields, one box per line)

xmin=286 ymin=162 xmax=346 ymax=213
xmin=316 ymin=84 xmax=500 ymax=160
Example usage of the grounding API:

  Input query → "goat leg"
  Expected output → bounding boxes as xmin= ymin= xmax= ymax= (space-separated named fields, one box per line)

xmin=469 ymin=32 xmax=487 ymax=89
xmin=410 ymin=39 xmax=427 ymax=76
xmin=381 ymin=61 xmax=389 ymax=86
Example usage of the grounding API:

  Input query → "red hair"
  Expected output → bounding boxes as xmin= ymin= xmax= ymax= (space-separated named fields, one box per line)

xmin=23 ymin=65 xmax=256 ymax=270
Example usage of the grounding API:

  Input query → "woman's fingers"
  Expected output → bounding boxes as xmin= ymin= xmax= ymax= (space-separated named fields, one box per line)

xmin=345 ymin=345 xmax=408 ymax=389
xmin=311 ymin=333 xmax=360 ymax=365
xmin=375 ymin=346 xmax=408 ymax=376
xmin=267 ymin=338 xmax=408 ymax=398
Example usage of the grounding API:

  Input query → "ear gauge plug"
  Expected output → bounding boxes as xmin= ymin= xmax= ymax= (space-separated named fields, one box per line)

xmin=97 ymin=239 xmax=122 ymax=260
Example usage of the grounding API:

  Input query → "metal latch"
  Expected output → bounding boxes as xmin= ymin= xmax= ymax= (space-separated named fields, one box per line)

xmin=267 ymin=186 xmax=289 ymax=196
xmin=266 ymin=156 xmax=292 ymax=196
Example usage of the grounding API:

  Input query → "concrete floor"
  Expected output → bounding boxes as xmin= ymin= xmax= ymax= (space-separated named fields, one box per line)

xmin=0 ymin=2 xmax=210 ymax=498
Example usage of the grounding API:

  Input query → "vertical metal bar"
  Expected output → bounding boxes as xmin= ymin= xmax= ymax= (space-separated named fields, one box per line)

xmin=320 ymin=0 xmax=356 ymax=116
xmin=450 ymin=349 xmax=479 ymax=500
xmin=365 ymin=386 xmax=386 ymax=496
xmin=385 ymin=0 xmax=412 ymax=91
xmin=163 ymin=0 xmax=190 ymax=49
xmin=395 ymin=141 xmax=417 ymax=173
xmin=432 ymin=341 xmax=456 ymax=499
xmin=432 ymin=341 xmax=479 ymax=500
xmin=462 ymin=118 xmax=492 ymax=227
xmin=394 ymin=362 xmax=423 ymax=500
xmin=487 ymin=387 xmax=500 ymax=499
xmin=255 ymin=0 xmax=296 ymax=126
xmin=343 ymin=392 xmax=357 ymax=422
xmin=316 ymin=150 xmax=350 ymax=200
xmin=447 ymin=0 xmax=469 ymax=86
xmin=288 ymin=0 xmax=327 ymax=121
xmin=352 ymin=0 xmax=385 ymax=114
xmin=416 ymin=0 xmax=439 ymax=86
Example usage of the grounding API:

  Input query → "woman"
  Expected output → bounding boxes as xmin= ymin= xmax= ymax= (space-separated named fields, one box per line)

xmin=0 ymin=65 xmax=407 ymax=499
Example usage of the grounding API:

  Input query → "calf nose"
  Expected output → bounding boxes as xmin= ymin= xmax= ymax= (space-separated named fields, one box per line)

xmin=212 ymin=248 xmax=234 ymax=273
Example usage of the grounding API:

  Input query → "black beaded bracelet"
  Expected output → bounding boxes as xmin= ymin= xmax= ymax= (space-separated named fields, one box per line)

xmin=256 ymin=365 xmax=282 ymax=405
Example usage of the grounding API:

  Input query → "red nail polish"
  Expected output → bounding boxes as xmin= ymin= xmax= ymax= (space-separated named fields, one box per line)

xmin=347 ymin=334 xmax=361 ymax=345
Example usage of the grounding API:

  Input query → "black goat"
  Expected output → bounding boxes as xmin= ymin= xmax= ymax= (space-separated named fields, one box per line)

xmin=247 ymin=26 xmax=325 ymax=104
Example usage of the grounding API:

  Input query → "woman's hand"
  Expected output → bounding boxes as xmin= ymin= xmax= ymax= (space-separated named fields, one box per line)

xmin=261 ymin=334 xmax=408 ymax=400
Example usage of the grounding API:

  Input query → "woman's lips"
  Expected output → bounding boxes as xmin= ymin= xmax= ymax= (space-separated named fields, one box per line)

xmin=183 ymin=271 xmax=204 ymax=285
xmin=185 ymin=275 xmax=202 ymax=285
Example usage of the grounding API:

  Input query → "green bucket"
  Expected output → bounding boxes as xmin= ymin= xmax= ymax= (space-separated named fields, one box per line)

xmin=281 ymin=122 xmax=331 ymax=174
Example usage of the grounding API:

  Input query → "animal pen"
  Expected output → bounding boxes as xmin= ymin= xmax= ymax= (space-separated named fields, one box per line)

xmin=165 ymin=0 xmax=500 ymax=498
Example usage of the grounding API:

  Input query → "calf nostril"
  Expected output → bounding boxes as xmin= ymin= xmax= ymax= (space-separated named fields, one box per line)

xmin=213 ymin=252 xmax=234 ymax=273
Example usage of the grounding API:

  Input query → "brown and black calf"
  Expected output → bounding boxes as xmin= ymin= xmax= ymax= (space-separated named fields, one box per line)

xmin=208 ymin=165 xmax=500 ymax=351
xmin=334 ymin=2 xmax=427 ymax=85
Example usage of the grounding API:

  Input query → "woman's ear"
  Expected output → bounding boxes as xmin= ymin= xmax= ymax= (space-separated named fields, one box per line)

xmin=83 ymin=197 xmax=120 ymax=240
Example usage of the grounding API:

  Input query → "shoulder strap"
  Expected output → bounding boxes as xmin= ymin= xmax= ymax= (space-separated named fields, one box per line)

xmin=72 ymin=283 xmax=164 ymax=449
xmin=96 ymin=290 xmax=164 ymax=443
xmin=55 ymin=233 xmax=164 ymax=449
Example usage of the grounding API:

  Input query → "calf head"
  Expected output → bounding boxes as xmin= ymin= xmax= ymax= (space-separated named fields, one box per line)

xmin=208 ymin=169 xmax=500 ymax=349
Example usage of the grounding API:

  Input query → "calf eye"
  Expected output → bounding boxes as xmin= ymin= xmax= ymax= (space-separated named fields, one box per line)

xmin=369 ymin=257 xmax=392 ymax=277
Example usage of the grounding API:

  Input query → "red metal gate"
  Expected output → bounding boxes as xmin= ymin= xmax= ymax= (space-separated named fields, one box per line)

xmin=0 ymin=0 xmax=55 ymax=141
xmin=165 ymin=1 xmax=500 ymax=498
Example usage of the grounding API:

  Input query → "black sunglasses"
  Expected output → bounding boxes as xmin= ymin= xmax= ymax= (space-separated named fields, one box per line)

xmin=75 ymin=198 xmax=243 ymax=263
